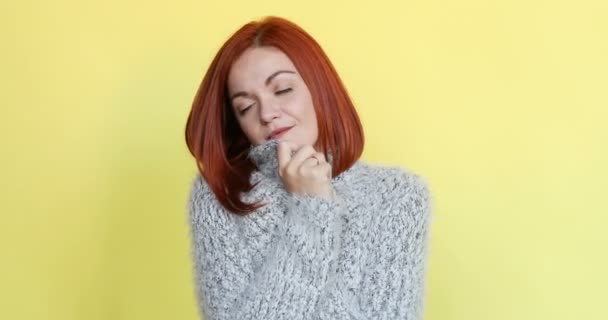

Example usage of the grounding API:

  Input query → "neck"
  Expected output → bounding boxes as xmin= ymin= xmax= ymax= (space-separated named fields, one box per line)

xmin=247 ymin=140 xmax=282 ymax=179
xmin=246 ymin=140 xmax=336 ymax=179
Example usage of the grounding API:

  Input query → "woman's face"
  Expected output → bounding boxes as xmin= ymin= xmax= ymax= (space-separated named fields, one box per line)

xmin=227 ymin=46 xmax=319 ymax=150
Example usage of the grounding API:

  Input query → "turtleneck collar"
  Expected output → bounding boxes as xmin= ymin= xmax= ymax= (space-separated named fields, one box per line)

xmin=246 ymin=139 xmax=358 ymax=186
xmin=247 ymin=139 xmax=282 ymax=179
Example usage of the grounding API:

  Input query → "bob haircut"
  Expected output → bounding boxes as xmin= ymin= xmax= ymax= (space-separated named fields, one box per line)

xmin=185 ymin=16 xmax=364 ymax=215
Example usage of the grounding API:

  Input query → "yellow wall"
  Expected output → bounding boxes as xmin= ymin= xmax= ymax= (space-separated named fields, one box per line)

xmin=2 ymin=0 xmax=606 ymax=319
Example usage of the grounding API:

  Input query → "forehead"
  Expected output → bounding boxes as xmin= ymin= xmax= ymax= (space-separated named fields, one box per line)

xmin=227 ymin=46 xmax=297 ymax=90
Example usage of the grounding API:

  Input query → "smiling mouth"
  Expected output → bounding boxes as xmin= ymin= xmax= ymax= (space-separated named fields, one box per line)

xmin=268 ymin=126 xmax=293 ymax=140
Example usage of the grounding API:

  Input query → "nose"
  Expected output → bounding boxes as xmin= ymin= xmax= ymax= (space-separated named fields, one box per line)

xmin=259 ymin=98 xmax=281 ymax=124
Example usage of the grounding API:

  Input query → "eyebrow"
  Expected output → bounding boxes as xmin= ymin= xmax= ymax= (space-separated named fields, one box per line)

xmin=230 ymin=70 xmax=296 ymax=102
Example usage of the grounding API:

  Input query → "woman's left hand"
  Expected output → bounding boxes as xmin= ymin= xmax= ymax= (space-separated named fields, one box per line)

xmin=276 ymin=140 xmax=336 ymax=200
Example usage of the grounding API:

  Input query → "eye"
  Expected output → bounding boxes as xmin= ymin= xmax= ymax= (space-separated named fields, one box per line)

xmin=239 ymin=104 xmax=253 ymax=115
xmin=275 ymin=88 xmax=292 ymax=95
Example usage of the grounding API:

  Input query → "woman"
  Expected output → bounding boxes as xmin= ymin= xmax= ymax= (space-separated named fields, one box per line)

xmin=185 ymin=16 xmax=432 ymax=320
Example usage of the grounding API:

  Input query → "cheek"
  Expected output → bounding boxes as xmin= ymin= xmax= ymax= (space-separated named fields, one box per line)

xmin=302 ymin=89 xmax=316 ymax=119
xmin=237 ymin=117 xmax=264 ymax=142
xmin=289 ymin=92 xmax=316 ymax=121
xmin=301 ymin=97 xmax=317 ymax=123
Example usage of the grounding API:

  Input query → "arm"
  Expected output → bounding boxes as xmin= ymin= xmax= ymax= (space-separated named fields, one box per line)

xmin=189 ymin=169 xmax=432 ymax=320
xmin=312 ymin=169 xmax=432 ymax=320
xmin=188 ymin=175 xmax=353 ymax=320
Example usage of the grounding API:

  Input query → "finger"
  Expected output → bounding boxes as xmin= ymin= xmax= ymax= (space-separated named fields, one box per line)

xmin=277 ymin=140 xmax=296 ymax=171
xmin=307 ymin=161 xmax=332 ymax=181
xmin=323 ymin=162 xmax=333 ymax=179
xmin=312 ymin=152 xmax=327 ymax=164
xmin=302 ymin=157 xmax=319 ymax=167
xmin=300 ymin=152 xmax=327 ymax=170
xmin=289 ymin=145 xmax=317 ymax=170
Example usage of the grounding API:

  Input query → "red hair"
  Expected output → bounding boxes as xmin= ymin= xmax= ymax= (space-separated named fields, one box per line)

xmin=185 ymin=16 xmax=364 ymax=215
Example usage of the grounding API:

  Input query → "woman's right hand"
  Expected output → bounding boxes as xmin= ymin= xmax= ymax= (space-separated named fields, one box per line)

xmin=276 ymin=140 xmax=336 ymax=200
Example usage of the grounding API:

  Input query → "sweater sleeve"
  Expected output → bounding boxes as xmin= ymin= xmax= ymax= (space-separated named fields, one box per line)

xmin=363 ymin=170 xmax=432 ymax=319
xmin=235 ymin=169 xmax=433 ymax=320
xmin=310 ymin=169 xmax=432 ymax=320
xmin=188 ymin=175 xmax=354 ymax=320
xmin=188 ymin=169 xmax=432 ymax=320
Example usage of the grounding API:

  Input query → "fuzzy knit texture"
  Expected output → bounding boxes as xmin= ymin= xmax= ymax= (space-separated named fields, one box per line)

xmin=187 ymin=139 xmax=433 ymax=320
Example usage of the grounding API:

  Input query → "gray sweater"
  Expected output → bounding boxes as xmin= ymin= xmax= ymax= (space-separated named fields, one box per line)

xmin=187 ymin=139 xmax=432 ymax=320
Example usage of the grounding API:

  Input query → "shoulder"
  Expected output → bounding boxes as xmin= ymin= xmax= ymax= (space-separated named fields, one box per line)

xmin=188 ymin=173 xmax=210 ymax=209
xmin=187 ymin=173 xmax=233 ymax=229
xmin=351 ymin=160 xmax=432 ymax=222
xmin=350 ymin=160 xmax=430 ymax=198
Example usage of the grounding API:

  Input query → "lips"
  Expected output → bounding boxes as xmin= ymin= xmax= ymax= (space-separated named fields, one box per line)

xmin=268 ymin=126 xmax=293 ymax=140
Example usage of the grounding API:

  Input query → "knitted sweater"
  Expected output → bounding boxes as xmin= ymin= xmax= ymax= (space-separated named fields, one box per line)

xmin=187 ymin=139 xmax=432 ymax=320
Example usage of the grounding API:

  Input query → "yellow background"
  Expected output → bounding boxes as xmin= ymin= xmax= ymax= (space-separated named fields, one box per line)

xmin=2 ymin=0 xmax=606 ymax=319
